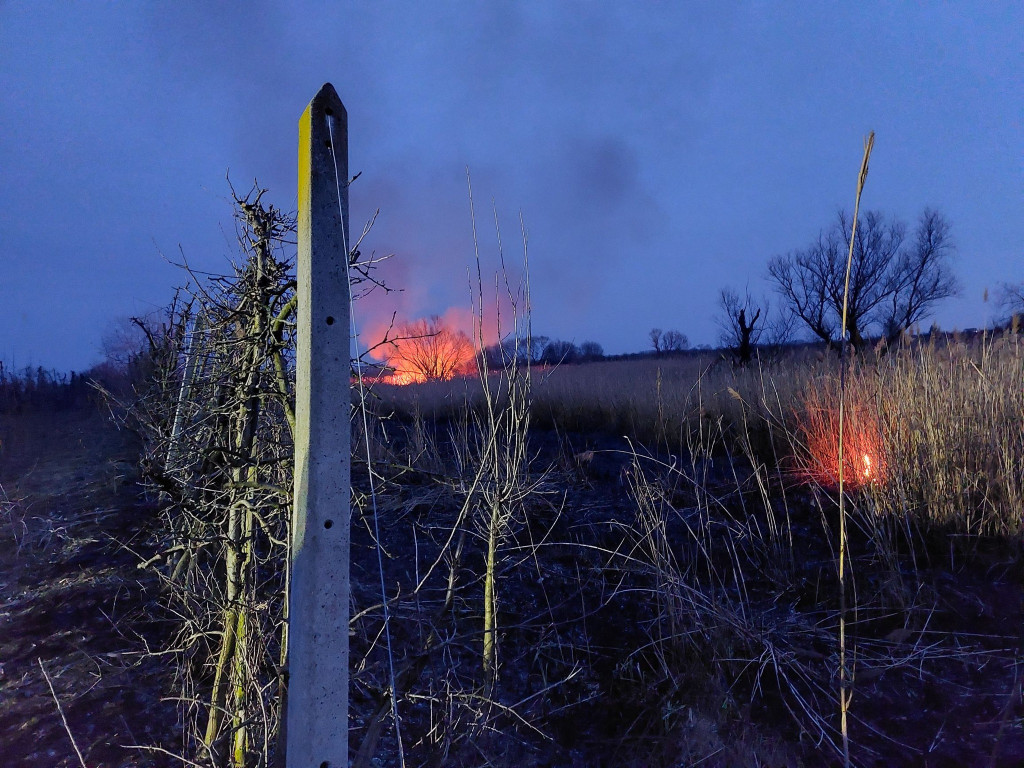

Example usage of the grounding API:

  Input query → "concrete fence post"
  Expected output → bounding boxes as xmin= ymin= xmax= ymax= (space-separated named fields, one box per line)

xmin=287 ymin=82 xmax=350 ymax=768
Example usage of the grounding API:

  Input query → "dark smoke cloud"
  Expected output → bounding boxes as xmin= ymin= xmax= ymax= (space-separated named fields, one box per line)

xmin=0 ymin=2 xmax=1020 ymax=368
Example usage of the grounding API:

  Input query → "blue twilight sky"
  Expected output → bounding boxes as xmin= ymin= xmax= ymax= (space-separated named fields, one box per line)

xmin=1 ymin=2 xmax=1021 ymax=372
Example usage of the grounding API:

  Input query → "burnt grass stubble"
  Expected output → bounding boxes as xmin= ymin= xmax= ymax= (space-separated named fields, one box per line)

xmin=0 ymin=403 xmax=180 ymax=767
xmin=348 ymin=404 xmax=1023 ymax=768
xmin=1 ymin=395 xmax=1021 ymax=766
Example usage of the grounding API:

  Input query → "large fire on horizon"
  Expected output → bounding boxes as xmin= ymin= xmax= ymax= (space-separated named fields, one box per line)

xmin=374 ymin=315 xmax=477 ymax=385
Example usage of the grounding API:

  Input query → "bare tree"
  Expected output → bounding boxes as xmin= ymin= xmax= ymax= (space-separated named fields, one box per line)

xmin=528 ymin=335 xmax=550 ymax=365
xmin=578 ymin=340 xmax=604 ymax=361
xmin=125 ymin=184 xmax=303 ymax=766
xmin=767 ymin=232 xmax=838 ymax=345
xmin=649 ymin=328 xmax=662 ymax=354
xmin=389 ymin=316 xmax=475 ymax=381
xmin=998 ymin=281 xmax=1024 ymax=329
xmin=661 ymin=330 xmax=689 ymax=352
xmin=881 ymin=209 xmax=959 ymax=340
xmin=768 ymin=209 xmax=959 ymax=350
xmin=541 ymin=339 xmax=579 ymax=365
xmin=717 ymin=287 xmax=762 ymax=365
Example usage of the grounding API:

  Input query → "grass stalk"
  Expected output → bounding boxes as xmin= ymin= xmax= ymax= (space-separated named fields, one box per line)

xmin=39 ymin=658 xmax=88 ymax=768
xmin=837 ymin=129 xmax=875 ymax=768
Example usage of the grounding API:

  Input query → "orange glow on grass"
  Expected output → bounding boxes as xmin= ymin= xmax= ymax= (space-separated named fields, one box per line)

xmin=381 ymin=369 xmax=428 ymax=386
xmin=798 ymin=390 xmax=887 ymax=489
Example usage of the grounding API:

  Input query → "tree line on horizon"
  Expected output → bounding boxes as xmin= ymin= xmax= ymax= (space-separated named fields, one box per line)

xmin=716 ymin=206 xmax=1022 ymax=364
xmin=384 ymin=206 xmax=986 ymax=378
xmin=61 ymin=205 xmax=1022 ymax=387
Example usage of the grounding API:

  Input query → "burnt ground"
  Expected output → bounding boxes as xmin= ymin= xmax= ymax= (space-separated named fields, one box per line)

xmin=0 ymin=402 xmax=1021 ymax=767
xmin=0 ymin=404 xmax=180 ymax=767
xmin=349 ymin=424 xmax=1024 ymax=767
xmin=559 ymin=434 xmax=1024 ymax=767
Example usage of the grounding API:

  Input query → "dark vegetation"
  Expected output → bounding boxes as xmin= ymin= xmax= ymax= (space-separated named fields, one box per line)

xmin=0 ymin=365 xmax=93 ymax=414
xmin=2 ymin=186 xmax=1021 ymax=767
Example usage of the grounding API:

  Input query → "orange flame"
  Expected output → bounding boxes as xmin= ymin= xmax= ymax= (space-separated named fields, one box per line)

xmin=798 ymin=388 xmax=886 ymax=489
xmin=380 ymin=369 xmax=427 ymax=386
xmin=374 ymin=313 xmax=479 ymax=385
xmin=364 ymin=301 xmax=509 ymax=385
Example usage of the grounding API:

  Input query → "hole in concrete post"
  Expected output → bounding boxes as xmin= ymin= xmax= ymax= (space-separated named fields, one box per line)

xmin=326 ymin=316 xmax=335 ymax=325
xmin=320 ymin=762 xmax=330 ymax=768
xmin=324 ymin=519 xmax=334 ymax=529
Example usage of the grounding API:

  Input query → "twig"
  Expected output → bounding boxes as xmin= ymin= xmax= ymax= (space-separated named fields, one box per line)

xmin=122 ymin=744 xmax=207 ymax=768
xmin=38 ymin=657 xmax=88 ymax=768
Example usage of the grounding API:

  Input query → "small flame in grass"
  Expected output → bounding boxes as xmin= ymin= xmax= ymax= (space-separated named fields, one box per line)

xmin=798 ymin=388 xmax=886 ymax=489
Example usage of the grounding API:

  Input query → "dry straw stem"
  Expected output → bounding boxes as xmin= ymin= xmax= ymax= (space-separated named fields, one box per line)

xmin=466 ymin=171 xmax=539 ymax=690
xmin=837 ymin=130 xmax=875 ymax=768
xmin=350 ymin=182 xmax=555 ymax=766
xmin=39 ymin=657 xmax=88 ymax=768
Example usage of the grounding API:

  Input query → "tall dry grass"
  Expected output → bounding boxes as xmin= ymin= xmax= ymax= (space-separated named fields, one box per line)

xmin=866 ymin=333 xmax=1023 ymax=535
xmin=410 ymin=335 xmax=1022 ymax=537
xmin=367 ymin=331 xmax=1023 ymax=763
xmin=777 ymin=334 xmax=1023 ymax=536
